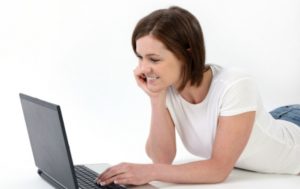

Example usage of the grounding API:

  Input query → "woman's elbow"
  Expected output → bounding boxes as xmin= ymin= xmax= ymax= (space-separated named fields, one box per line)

xmin=213 ymin=173 xmax=230 ymax=184
xmin=145 ymin=145 xmax=176 ymax=164
xmin=145 ymin=148 xmax=176 ymax=164
xmin=201 ymin=160 xmax=232 ymax=184
xmin=211 ymin=166 xmax=232 ymax=184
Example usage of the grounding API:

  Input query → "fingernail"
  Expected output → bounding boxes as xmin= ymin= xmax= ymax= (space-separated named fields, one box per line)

xmin=114 ymin=180 xmax=118 ymax=184
xmin=100 ymin=182 xmax=105 ymax=186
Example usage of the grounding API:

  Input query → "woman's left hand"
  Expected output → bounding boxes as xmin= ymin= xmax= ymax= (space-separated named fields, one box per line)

xmin=96 ymin=163 xmax=155 ymax=186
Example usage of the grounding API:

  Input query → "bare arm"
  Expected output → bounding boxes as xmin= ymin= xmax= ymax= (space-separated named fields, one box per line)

xmin=152 ymin=111 xmax=255 ymax=183
xmin=146 ymin=94 xmax=176 ymax=164
xmin=133 ymin=66 xmax=176 ymax=164
xmin=97 ymin=112 xmax=255 ymax=185
xmin=97 ymin=111 xmax=256 ymax=186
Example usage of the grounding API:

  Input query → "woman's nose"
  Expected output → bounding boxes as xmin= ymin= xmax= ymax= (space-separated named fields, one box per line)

xmin=139 ymin=61 xmax=152 ymax=73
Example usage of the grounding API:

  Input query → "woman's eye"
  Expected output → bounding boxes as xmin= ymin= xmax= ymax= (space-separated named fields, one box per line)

xmin=150 ymin=58 xmax=160 ymax=63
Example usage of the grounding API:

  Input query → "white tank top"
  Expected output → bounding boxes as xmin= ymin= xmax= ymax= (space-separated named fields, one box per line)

xmin=166 ymin=64 xmax=300 ymax=174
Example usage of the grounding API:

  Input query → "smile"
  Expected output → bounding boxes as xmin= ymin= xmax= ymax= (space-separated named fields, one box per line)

xmin=146 ymin=76 xmax=160 ymax=81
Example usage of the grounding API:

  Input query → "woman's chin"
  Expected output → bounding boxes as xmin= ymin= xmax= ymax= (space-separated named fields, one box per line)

xmin=147 ymin=85 xmax=163 ymax=93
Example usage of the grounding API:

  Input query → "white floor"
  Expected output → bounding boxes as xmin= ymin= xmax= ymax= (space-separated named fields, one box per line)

xmin=2 ymin=168 xmax=300 ymax=189
xmin=151 ymin=169 xmax=300 ymax=189
xmin=1 ymin=160 xmax=299 ymax=189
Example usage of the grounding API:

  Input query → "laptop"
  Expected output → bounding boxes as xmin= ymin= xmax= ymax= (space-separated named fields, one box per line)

xmin=20 ymin=93 xmax=157 ymax=189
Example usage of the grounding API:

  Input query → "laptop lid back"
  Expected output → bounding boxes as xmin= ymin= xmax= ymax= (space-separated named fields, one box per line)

xmin=20 ymin=93 xmax=78 ymax=189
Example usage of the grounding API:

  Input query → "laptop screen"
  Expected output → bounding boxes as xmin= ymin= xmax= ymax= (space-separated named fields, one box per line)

xmin=20 ymin=93 xmax=78 ymax=189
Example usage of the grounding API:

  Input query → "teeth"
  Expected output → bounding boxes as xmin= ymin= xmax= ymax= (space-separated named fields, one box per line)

xmin=147 ymin=76 xmax=159 ymax=80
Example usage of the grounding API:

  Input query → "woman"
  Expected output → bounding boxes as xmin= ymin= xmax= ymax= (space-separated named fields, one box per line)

xmin=96 ymin=6 xmax=300 ymax=186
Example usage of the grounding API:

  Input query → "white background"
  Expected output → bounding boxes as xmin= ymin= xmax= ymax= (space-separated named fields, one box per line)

xmin=0 ymin=0 xmax=300 ymax=188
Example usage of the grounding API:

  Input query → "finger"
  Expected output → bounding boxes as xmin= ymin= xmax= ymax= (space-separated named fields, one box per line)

xmin=133 ymin=69 xmax=151 ymax=88
xmin=99 ymin=173 xmax=128 ymax=186
xmin=96 ymin=169 xmax=116 ymax=184
xmin=133 ymin=66 xmax=147 ymax=80
xmin=97 ymin=165 xmax=126 ymax=183
xmin=133 ymin=72 xmax=150 ymax=94
xmin=99 ymin=169 xmax=119 ymax=182
xmin=133 ymin=68 xmax=146 ymax=84
xmin=99 ymin=176 xmax=115 ymax=186
xmin=96 ymin=167 xmax=111 ymax=180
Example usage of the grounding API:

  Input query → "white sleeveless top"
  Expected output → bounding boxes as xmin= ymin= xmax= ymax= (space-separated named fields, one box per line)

xmin=166 ymin=64 xmax=300 ymax=175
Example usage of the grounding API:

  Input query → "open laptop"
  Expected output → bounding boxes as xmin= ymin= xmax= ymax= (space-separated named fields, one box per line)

xmin=20 ymin=93 xmax=157 ymax=189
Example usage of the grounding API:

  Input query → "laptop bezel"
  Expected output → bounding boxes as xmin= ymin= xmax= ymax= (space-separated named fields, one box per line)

xmin=20 ymin=93 xmax=79 ymax=189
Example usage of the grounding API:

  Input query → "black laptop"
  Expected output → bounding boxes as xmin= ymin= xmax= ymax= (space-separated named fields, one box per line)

xmin=19 ymin=93 xmax=128 ymax=189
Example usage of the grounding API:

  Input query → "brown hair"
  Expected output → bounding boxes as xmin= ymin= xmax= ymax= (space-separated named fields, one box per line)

xmin=132 ymin=6 xmax=206 ymax=91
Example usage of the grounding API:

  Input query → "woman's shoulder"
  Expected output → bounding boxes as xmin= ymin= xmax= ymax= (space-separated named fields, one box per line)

xmin=209 ymin=64 xmax=255 ymax=86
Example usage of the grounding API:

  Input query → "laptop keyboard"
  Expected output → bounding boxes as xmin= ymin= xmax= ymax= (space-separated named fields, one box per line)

xmin=75 ymin=165 xmax=127 ymax=189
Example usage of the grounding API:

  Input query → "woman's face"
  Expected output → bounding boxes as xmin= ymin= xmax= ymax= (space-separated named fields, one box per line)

xmin=135 ymin=35 xmax=182 ymax=93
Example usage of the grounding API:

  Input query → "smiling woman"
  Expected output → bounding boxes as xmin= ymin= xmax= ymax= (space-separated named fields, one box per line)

xmin=95 ymin=5 xmax=300 ymax=187
xmin=134 ymin=35 xmax=182 ymax=93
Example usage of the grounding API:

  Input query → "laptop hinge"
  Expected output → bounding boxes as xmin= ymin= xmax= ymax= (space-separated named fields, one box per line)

xmin=38 ymin=169 xmax=70 ymax=189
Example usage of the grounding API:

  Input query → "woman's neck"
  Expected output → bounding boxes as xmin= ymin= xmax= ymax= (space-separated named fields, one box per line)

xmin=179 ymin=67 xmax=212 ymax=104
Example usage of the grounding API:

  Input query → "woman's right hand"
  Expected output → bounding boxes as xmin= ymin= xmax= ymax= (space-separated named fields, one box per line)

xmin=133 ymin=66 xmax=167 ymax=101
